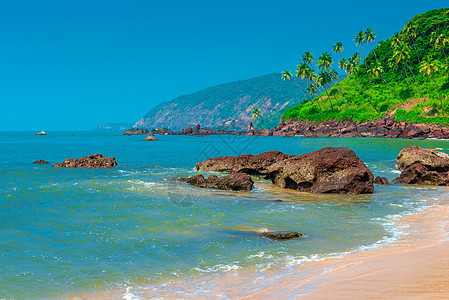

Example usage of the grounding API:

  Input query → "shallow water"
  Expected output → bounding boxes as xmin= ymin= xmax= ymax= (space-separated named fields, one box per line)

xmin=1 ymin=132 xmax=448 ymax=299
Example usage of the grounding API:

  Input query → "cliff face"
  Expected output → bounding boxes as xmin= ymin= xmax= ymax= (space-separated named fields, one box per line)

xmin=134 ymin=73 xmax=306 ymax=130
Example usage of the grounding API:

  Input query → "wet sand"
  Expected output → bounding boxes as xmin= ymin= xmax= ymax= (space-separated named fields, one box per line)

xmin=71 ymin=200 xmax=449 ymax=299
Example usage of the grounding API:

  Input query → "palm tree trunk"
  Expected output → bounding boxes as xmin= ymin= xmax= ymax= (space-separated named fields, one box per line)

xmin=370 ymin=42 xmax=378 ymax=61
xmin=380 ymin=74 xmax=404 ymax=104
xmin=430 ymin=72 xmax=444 ymax=116
xmin=412 ymin=39 xmax=421 ymax=64
xmin=402 ymin=68 xmax=413 ymax=97
xmin=441 ymin=48 xmax=448 ymax=63
xmin=360 ymin=45 xmax=371 ymax=83
xmin=330 ymin=88 xmax=342 ymax=110
xmin=290 ymin=79 xmax=323 ymax=114
xmin=332 ymin=78 xmax=348 ymax=109
xmin=322 ymin=85 xmax=335 ymax=111
xmin=405 ymin=60 xmax=423 ymax=98
xmin=354 ymin=74 xmax=377 ymax=112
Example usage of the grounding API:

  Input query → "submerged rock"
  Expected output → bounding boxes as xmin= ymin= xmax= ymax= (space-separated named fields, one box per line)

xmin=123 ymin=128 xmax=149 ymax=135
xmin=33 ymin=160 xmax=49 ymax=164
xmin=195 ymin=151 xmax=293 ymax=179
xmin=374 ymin=176 xmax=389 ymax=185
xmin=52 ymin=154 xmax=117 ymax=168
xmin=35 ymin=131 xmax=47 ymax=135
xmin=178 ymin=173 xmax=254 ymax=191
xmin=251 ymin=228 xmax=304 ymax=240
xmin=267 ymin=147 xmax=374 ymax=194
xmin=144 ymin=135 xmax=159 ymax=141
xmin=393 ymin=146 xmax=449 ymax=185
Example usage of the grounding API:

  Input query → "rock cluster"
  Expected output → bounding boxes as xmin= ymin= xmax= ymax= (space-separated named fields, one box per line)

xmin=269 ymin=115 xmax=449 ymax=139
xmin=393 ymin=146 xmax=449 ymax=185
xmin=35 ymin=131 xmax=47 ymax=135
xmin=374 ymin=176 xmax=389 ymax=185
xmin=178 ymin=173 xmax=254 ymax=191
xmin=123 ymin=128 xmax=149 ymax=135
xmin=52 ymin=154 xmax=118 ymax=168
xmin=196 ymin=147 xmax=373 ymax=194
xmin=150 ymin=125 xmax=243 ymax=136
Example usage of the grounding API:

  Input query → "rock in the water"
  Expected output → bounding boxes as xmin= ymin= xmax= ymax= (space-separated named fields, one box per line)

xmin=252 ymin=228 xmax=303 ymax=240
xmin=35 ymin=131 xmax=47 ymax=135
xmin=52 ymin=154 xmax=117 ymax=168
xmin=393 ymin=146 xmax=449 ymax=185
xmin=33 ymin=160 xmax=49 ymax=164
xmin=144 ymin=135 xmax=159 ymax=141
xmin=396 ymin=145 xmax=449 ymax=170
xmin=267 ymin=147 xmax=374 ymax=194
xmin=123 ymin=128 xmax=149 ymax=135
xmin=178 ymin=173 xmax=254 ymax=191
xmin=374 ymin=176 xmax=389 ymax=185
xmin=195 ymin=151 xmax=293 ymax=179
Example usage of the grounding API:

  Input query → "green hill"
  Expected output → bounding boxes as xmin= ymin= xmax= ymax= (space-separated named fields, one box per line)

xmin=134 ymin=73 xmax=311 ymax=130
xmin=282 ymin=8 xmax=449 ymax=126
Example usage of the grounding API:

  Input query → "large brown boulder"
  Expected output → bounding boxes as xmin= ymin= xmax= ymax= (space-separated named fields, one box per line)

xmin=393 ymin=146 xmax=449 ymax=185
xmin=396 ymin=145 xmax=449 ymax=170
xmin=195 ymin=151 xmax=294 ymax=179
xmin=178 ymin=173 xmax=254 ymax=191
xmin=144 ymin=135 xmax=159 ymax=141
xmin=52 ymin=154 xmax=117 ymax=168
xmin=267 ymin=147 xmax=374 ymax=194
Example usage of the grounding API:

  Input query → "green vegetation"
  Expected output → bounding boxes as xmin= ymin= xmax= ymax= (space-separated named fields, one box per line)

xmin=282 ymin=8 xmax=449 ymax=126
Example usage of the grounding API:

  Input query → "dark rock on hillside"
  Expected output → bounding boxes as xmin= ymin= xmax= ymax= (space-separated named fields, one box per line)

xmin=33 ymin=160 xmax=49 ymax=164
xmin=195 ymin=151 xmax=294 ymax=179
xmin=178 ymin=173 xmax=254 ymax=191
xmin=52 ymin=154 xmax=117 ymax=168
xmin=267 ymin=147 xmax=374 ymax=194
xmin=374 ymin=176 xmax=389 ymax=185
xmin=393 ymin=146 xmax=449 ymax=185
xmin=123 ymin=128 xmax=149 ymax=135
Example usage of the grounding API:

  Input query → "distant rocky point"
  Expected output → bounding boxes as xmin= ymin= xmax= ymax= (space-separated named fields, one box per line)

xmin=35 ymin=131 xmax=47 ymax=136
xmin=123 ymin=128 xmax=149 ymax=135
xmin=33 ymin=160 xmax=49 ymax=164
xmin=52 ymin=154 xmax=117 ymax=168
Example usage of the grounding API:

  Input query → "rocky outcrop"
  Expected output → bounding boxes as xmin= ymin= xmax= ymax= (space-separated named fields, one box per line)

xmin=149 ymin=128 xmax=174 ymax=135
xmin=123 ymin=128 xmax=149 ymax=135
xmin=35 ymin=131 xmax=47 ymax=135
xmin=393 ymin=146 xmax=449 ymax=185
xmin=195 ymin=151 xmax=294 ymax=179
xmin=52 ymin=154 xmax=117 ymax=168
xmin=267 ymin=147 xmax=374 ymax=194
xmin=149 ymin=124 xmax=242 ymax=136
xmin=178 ymin=173 xmax=254 ymax=191
xmin=246 ymin=228 xmax=303 ymax=240
xmin=144 ymin=135 xmax=159 ymax=141
xmin=374 ymin=176 xmax=389 ymax=185
xmin=33 ymin=160 xmax=49 ymax=164
xmin=266 ymin=115 xmax=449 ymax=139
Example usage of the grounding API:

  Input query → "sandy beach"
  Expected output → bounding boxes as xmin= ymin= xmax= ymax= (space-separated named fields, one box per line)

xmin=71 ymin=193 xmax=449 ymax=300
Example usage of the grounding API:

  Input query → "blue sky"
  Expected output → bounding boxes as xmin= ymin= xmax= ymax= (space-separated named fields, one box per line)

xmin=0 ymin=0 xmax=447 ymax=130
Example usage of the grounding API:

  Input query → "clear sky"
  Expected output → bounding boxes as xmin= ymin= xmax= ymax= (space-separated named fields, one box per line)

xmin=0 ymin=0 xmax=447 ymax=130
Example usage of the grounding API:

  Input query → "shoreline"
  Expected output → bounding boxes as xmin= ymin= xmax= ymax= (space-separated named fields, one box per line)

xmin=70 ymin=187 xmax=449 ymax=300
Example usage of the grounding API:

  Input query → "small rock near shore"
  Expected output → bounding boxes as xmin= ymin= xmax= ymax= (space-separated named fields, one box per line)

xmin=52 ymin=154 xmax=118 ymax=168
xmin=123 ymin=128 xmax=149 ymax=135
xmin=374 ymin=176 xmax=389 ymax=185
xmin=35 ymin=131 xmax=47 ymax=135
xmin=178 ymin=173 xmax=254 ymax=191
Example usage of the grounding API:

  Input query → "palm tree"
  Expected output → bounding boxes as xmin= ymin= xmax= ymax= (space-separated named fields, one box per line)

xmin=368 ymin=62 xmax=404 ymax=105
xmin=393 ymin=45 xmax=423 ymax=98
xmin=403 ymin=24 xmax=421 ymax=64
xmin=316 ymin=71 xmax=337 ymax=111
xmin=391 ymin=32 xmax=402 ymax=49
xmin=305 ymin=83 xmax=323 ymax=113
xmin=348 ymin=54 xmax=378 ymax=112
xmin=332 ymin=42 xmax=344 ymax=59
xmin=431 ymin=31 xmax=448 ymax=63
xmin=330 ymin=69 xmax=348 ymax=109
xmin=250 ymin=108 xmax=263 ymax=125
xmin=296 ymin=64 xmax=324 ymax=113
xmin=354 ymin=31 xmax=370 ymax=82
xmin=388 ymin=58 xmax=412 ymax=98
xmin=282 ymin=69 xmax=322 ymax=113
xmin=317 ymin=53 xmax=341 ymax=110
xmin=364 ymin=28 xmax=378 ymax=60
xmin=419 ymin=57 xmax=444 ymax=115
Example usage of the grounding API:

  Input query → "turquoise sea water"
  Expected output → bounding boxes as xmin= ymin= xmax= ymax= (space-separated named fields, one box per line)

xmin=1 ymin=132 xmax=448 ymax=299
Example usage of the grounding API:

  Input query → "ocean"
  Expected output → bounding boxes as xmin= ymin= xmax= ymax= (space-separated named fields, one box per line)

xmin=0 ymin=131 xmax=447 ymax=299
